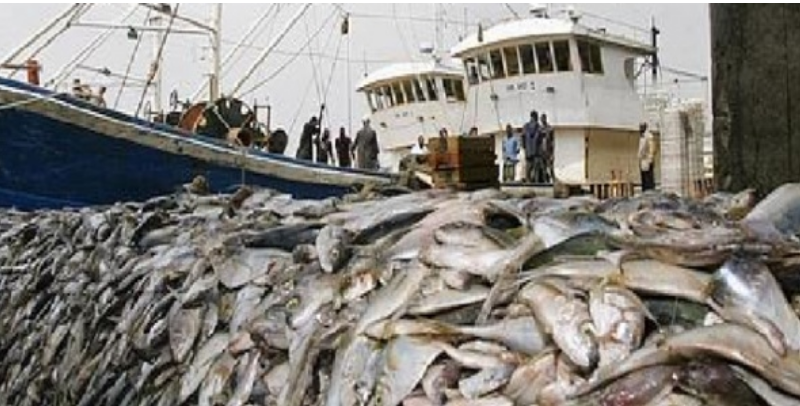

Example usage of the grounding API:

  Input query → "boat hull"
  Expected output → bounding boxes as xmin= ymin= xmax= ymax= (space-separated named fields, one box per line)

xmin=0 ymin=78 xmax=392 ymax=210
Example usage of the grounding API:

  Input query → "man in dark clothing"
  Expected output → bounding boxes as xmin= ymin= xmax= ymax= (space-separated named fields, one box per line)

xmin=335 ymin=127 xmax=352 ymax=168
xmin=315 ymin=128 xmax=333 ymax=164
xmin=352 ymin=118 xmax=380 ymax=170
xmin=522 ymin=110 xmax=543 ymax=183
xmin=540 ymin=113 xmax=554 ymax=184
xmin=295 ymin=116 xmax=318 ymax=161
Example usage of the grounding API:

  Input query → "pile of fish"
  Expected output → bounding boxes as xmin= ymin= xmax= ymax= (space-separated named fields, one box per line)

xmin=2 ymin=181 xmax=800 ymax=406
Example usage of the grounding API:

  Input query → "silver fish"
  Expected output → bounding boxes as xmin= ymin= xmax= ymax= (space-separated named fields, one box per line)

xmin=422 ymin=361 xmax=460 ymax=405
xmin=230 ymin=285 xmax=265 ymax=333
xmin=519 ymin=279 xmax=597 ymax=370
xmin=576 ymin=323 xmax=800 ymax=397
xmin=227 ymin=351 xmax=260 ymax=406
xmin=371 ymin=336 xmax=443 ymax=406
xmin=744 ymin=183 xmax=800 ymax=238
xmin=197 ymin=352 xmax=237 ymax=406
xmin=316 ymin=224 xmax=353 ymax=273
xmin=503 ymin=350 xmax=558 ymax=405
xmin=179 ymin=333 xmax=230 ymax=404
xmin=709 ymin=256 xmax=800 ymax=352
xmin=355 ymin=260 xmax=430 ymax=335
xmin=589 ymin=283 xmax=648 ymax=367
xmin=458 ymin=364 xmax=515 ymax=400
xmin=168 ymin=305 xmax=204 ymax=364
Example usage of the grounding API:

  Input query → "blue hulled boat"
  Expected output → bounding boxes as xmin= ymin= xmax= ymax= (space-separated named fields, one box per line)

xmin=0 ymin=77 xmax=393 ymax=210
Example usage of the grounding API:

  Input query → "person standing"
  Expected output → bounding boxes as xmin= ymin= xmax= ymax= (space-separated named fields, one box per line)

xmin=335 ymin=127 xmax=352 ymax=168
xmin=638 ymin=122 xmax=657 ymax=192
xmin=352 ymin=117 xmax=380 ymax=170
xmin=502 ymin=124 xmax=520 ymax=182
xmin=540 ymin=113 xmax=555 ymax=184
xmin=315 ymin=128 xmax=333 ymax=164
xmin=522 ymin=110 xmax=542 ymax=183
xmin=296 ymin=116 xmax=319 ymax=161
xmin=410 ymin=135 xmax=429 ymax=156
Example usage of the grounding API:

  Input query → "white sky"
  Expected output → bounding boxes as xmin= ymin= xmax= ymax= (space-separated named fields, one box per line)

xmin=0 ymin=3 xmax=710 ymax=149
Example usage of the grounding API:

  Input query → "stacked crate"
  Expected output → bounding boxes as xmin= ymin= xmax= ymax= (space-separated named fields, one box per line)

xmin=428 ymin=136 xmax=499 ymax=190
xmin=659 ymin=101 xmax=706 ymax=197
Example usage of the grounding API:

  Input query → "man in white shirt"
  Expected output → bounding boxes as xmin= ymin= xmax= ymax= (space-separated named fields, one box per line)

xmin=410 ymin=135 xmax=428 ymax=155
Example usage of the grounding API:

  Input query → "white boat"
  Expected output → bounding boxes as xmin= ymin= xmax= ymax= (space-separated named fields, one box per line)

xmin=358 ymin=5 xmax=658 ymax=187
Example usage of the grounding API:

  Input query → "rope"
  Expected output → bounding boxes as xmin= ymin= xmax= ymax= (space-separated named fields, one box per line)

xmin=303 ymin=11 xmax=324 ymax=107
xmin=135 ymin=3 xmax=180 ymax=118
xmin=239 ymin=7 xmax=337 ymax=98
xmin=114 ymin=8 xmax=151 ymax=109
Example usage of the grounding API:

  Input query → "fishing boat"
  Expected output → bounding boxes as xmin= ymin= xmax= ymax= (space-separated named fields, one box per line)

xmin=0 ymin=4 xmax=393 ymax=210
xmin=358 ymin=5 xmax=667 ymax=190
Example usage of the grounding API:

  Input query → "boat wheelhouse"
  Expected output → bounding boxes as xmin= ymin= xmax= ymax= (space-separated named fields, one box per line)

xmin=451 ymin=10 xmax=656 ymax=185
xmin=357 ymin=60 xmax=467 ymax=172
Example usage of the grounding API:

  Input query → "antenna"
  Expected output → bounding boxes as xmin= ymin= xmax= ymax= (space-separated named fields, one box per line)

xmin=650 ymin=16 xmax=660 ymax=82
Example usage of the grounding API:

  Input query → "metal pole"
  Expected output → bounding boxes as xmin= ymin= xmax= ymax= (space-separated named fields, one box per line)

xmin=230 ymin=3 xmax=312 ymax=96
xmin=209 ymin=3 xmax=222 ymax=101
xmin=1 ymin=4 xmax=81 ymax=68
xmin=151 ymin=14 xmax=164 ymax=115
xmin=192 ymin=4 xmax=274 ymax=101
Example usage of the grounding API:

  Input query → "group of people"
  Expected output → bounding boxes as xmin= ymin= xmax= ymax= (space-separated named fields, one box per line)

xmin=71 ymin=79 xmax=107 ymax=108
xmin=502 ymin=110 xmax=555 ymax=184
xmin=295 ymin=116 xmax=380 ymax=170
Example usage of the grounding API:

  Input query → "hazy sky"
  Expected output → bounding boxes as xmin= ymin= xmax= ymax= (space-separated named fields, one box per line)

xmin=0 ymin=3 xmax=710 ymax=147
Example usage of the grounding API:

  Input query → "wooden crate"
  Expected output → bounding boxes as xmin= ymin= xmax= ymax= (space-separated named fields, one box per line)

xmin=433 ymin=166 xmax=499 ymax=189
xmin=428 ymin=136 xmax=496 ymax=169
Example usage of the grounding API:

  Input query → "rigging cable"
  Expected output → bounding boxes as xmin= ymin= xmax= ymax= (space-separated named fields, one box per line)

xmin=50 ymin=4 xmax=138 ymax=89
xmin=114 ymin=8 xmax=152 ymax=109
xmin=238 ymin=6 xmax=336 ymax=98
xmin=135 ymin=3 xmax=180 ymax=118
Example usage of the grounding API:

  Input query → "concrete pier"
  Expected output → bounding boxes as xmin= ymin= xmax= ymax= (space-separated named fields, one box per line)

xmin=711 ymin=4 xmax=800 ymax=195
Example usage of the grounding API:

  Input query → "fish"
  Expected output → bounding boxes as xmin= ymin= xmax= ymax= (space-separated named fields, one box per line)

xmin=372 ymin=336 xmax=443 ymax=406
xmin=709 ymin=255 xmax=800 ymax=351
xmin=575 ymin=323 xmax=800 ymax=397
xmin=316 ymin=224 xmax=354 ymax=273
xmin=168 ymin=305 xmax=204 ymax=364
xmin=519 ymin=279 xmax=598 ymax=370
xmin=197 ymin=352 xmax=237 ymax=406
xmin=422 ymin=361 xmax=460 ymax=405
xmin=588 ymin=283 xmax=648 ymax=367
xmin=179 ymin=333 xmax=230 ymax=403
xmin=502 ymin=350 xmax=558 ymax=405
xmin=744 ymin=183 xmax=800 ymax=238
xmin=458 ymin=364 xmax=515 ymax=400
xmin=564 ymin=365 xmax=679 ymax=406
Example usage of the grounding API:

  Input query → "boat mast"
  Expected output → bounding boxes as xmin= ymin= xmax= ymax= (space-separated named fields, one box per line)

xmin=209 ymin=3 xmax=222 ymax=101
xmin=149 ymin=14 xmax=164 ymax=115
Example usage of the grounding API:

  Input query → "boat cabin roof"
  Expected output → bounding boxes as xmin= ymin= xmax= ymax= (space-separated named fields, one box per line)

xmin=451 ymin=17 xmax=655 ymax=58
xmin=357 ymin=60 xmax=463 ymax=92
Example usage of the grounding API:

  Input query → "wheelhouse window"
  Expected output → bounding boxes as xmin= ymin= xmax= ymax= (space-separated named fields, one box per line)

xmin=535 ymin=42 xmax=554 ymax=73
xmin=402 ymin=80 xmax=416 ymax=103
xmin=578 ymin=40 xmax=604 ymax=74
xmin=382 ymin=85 xmax=394 ymax=108
xmin=442 ymin=78 xmax=456 ymax=101
xmin=477 ymin=55 xmax=491 ymax=81
xmin=366 ymin=90 xmax=377 ymax=111
xmin=503 ymin=46 xmax=521 ymax=77
xmin=425 ymin=77 xmax=439 ymax=101
xmin=465 ymin=58 xmax=480 ymax=85
xmin=489 ymin=49 xmax=505 ymax=79
xmin=391 ymin=82 xmax=405 ymax=105
xmin=553 ymin=40 xmax=572 ymax=72
xmin=413 ymin=79 xmax=426 ymax=102
xmin=454 ymin=79 xmax=466 ymax=101
xmin=519 ymin=44 xmax=536 ymax=74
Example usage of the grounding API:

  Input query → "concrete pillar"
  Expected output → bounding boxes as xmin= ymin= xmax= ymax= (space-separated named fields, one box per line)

xmin=711 ymin=4 xmax=800 ymax=195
